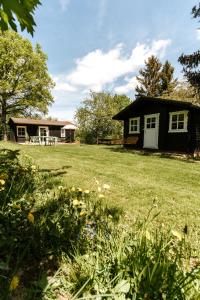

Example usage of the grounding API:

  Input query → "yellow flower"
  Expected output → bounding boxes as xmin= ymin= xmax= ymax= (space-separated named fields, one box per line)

xmin=77 ymin=188 xmax=82 ymax=192
xmin=28 ymin=212 xmax=34 ymax=224
xmin=58 ymin=185 xmax=64 ymax=190
xmin=103 ymin=184 xmax=110 ymax=190
xmin=79 ymin=210 xmax=87 ymax=217
xmin=171 ymin=229 xmax=182 ymax=241
xmin=84 ymin=190 xmax=90 ymax=194
xmin=73 ymin=199 xmax=80 ymax=206
xmin=10 ymin=276 xmax=20 ymax=291
xmin=31 ymin=165 xmax=36 ymax=170
xmin=98 ymin=194 xmax=104 ymax=199
xmin=71 ymin=186 xmax=76 ymax=192
xmin=0 ymin=179 xmax=5 ymax=185
xmin=98 ymin=187 xmax=102 ymax=192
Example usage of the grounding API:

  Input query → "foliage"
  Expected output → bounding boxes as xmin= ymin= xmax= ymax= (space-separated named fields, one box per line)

xmin=0 ymin=30 xmax=54 ymax=140
xmin=136 ymin=56 xmax=177 ymax=97
xmin=75 ymin=91 xmax=131 ymax=144
xmin=0 ymin=0 xmax=41 ymax=35
xmin=178 ymin=3 xmax=200 ymax=98
xmin=45 ymin=214 xmax=200 ymax=299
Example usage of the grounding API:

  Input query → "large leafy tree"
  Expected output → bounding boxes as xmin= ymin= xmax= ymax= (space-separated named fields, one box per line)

xmin=135 ymin=56 xmax=177 ymax=97
xmin=178 ymin=3 xmax=200 ymax=95
xmin=0 ymin=0 xmax=41 ymax=35
xmin=75 ymin=91 xmax=131 ymax=144
xmin=0 ymin=31 xmax=54 ymax=140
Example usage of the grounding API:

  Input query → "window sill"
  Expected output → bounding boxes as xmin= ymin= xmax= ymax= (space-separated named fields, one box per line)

xmin=168 ymin=130 xmax=188 ymax=133
xmin=129 ymin=131 xmax=140 ymax=134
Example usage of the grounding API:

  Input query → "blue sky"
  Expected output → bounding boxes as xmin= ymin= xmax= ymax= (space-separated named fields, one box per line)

xmin=25 ymin=0 xmax=200 ymax=121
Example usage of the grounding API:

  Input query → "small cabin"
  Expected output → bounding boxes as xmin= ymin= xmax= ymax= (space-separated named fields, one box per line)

xmin=8 ymin=117 xmax=77 ymax=143
xmin=113 ymin=96 xmax=200 ymax=153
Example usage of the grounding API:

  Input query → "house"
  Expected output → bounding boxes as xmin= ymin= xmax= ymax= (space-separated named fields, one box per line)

xmin=8 ymin=117 xmax=77 ymax=143
xmin=113 ymin=96 xmax=200 ymax=153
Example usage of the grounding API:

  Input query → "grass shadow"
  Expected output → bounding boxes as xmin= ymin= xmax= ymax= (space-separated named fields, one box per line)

xmin=107 ymin=146 xmax=197 ymax=163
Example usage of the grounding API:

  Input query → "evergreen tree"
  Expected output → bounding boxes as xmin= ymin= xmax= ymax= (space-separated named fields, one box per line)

xmin=135 ymin=56 xmax=176 ymax=97
xmin=135 ymin=56 xmax=162 ymax=97
xmin=178 ymin=3 xmax=200 ymax=95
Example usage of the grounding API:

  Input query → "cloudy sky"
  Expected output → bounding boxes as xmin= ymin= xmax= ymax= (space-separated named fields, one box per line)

xmin=24 ymin=0 xmax=200 ymax=120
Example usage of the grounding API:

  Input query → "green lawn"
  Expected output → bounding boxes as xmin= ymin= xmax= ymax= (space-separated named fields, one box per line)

xmin=1 ymin=142 xmax=200 ymax=242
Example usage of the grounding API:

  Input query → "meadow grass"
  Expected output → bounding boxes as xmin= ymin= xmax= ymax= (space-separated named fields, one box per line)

xmin=1 ymin=142 xmax=200 ymax=247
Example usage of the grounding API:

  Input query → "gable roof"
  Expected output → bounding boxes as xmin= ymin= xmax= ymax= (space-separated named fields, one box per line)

xmin=113 ymin=96 xmax=200 ymax=120
xmin=10 ymin=117 xmax=75 ymax=127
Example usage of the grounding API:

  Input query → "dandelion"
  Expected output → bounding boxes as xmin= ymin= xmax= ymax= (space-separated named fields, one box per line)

xmin=0 ymin=179 xmax=5 ymax=185
xmin=31 ymin=165 xmax=36 ymax=170
xmin=10 ymin=276 xmax=20 ymax=291
xmin=84 ymin=190 xmax=90 ymax=194
xmin=98 ymin=187 xmax=102 ymax=192
xmin=58 ymin=185 xmax=64 ymax=190
xmin=80 ymin=210 xmax=87 ymax=217
xmin=98 ymin=194 xmax=104 ymax=199
xmin=77 ymin=188 xmax=82 ymax=192
xmin=28 ymin=212 xmax=34 ymax=224
xmin=71 ymin=186 xmax=76 ymax=192
xmin=73 ymin=199 xmax=80 ymax=206
xmin=103 ymin=184 xmax=110 ymax=190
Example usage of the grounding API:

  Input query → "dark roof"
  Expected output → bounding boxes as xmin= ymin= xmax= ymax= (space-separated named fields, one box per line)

xmin=113 ymin=96 xmax=200 ymax=120
xmin=10 ymin=117 xmax=74 ymax=126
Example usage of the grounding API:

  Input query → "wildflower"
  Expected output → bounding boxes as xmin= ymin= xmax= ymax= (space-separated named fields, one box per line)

xmin=10 ymin=276 xmax=20 ymax=291
xmin=98 ymin=194 xmax=104 ymax=199
xmin=58 ymin=185 xmax=64 ymax=190
xmin=0 ymin=179 xmax=5 ymax=185
xmin=28 ymin=212 xmax=34 ymax=224
xmin=98 ymin=187 xmax=102 ymax=192
xmin=171 ymin=229 xmax=182 ymax=241
xmin=73 ymin=199 xmax=80 ymax=206
xmin=80 ymin=210 xmax=87 ymax=217
xmin=71 ymin=186 xmax=76 ymax=192
xmin=84 ymin=190 xmax=90 ymax=194
xmin=77 ymin=188 xmax=82 ymax=192
xmin=103 ymin=184 xmax=110 ymax=190
xmin=31 ymin=165 xmax=36 ymax=170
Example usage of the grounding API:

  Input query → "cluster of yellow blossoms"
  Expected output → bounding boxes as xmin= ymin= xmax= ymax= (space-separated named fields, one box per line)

xmin=0 ymin=174 xmax=6 ymax=191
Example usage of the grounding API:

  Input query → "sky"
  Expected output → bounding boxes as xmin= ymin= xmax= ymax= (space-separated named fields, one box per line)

xmin=23 ymin=0 xmax=200 ymax=121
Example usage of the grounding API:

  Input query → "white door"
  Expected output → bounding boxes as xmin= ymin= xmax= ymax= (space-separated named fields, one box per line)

xmin=39 ymin=126 xmax=49 ymax=137
xmin=143 ymin=114 xmax=159 ymax=149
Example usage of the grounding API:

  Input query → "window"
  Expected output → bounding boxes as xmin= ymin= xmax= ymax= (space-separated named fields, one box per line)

xmin=61 ymin=129 xmax=65 ymax=138
xmin=129 ymin=117 xmax=140 ymax=133
xmin=39 ymin=127 xmax=49 ymax=136
xmin=169 ymin=111 xmax=188 ymax=133
xmin=146 ymin=116 xmax=156 ymax=129
xmin=17 ymin=126 xmax=26 ymax=137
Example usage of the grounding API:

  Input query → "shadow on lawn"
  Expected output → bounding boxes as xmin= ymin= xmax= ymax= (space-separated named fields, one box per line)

xmin=38 ymin=165 xmax=72 ymax=177
xmin=107 ymin=146 xmax=197 ymax=163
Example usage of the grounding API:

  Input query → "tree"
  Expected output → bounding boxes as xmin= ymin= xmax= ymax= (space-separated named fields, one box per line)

xmin=75 ymin=91 xmax=131 ymax=144
xmin=0 ymin=31 xmax=54 ymax=140
xmin=178 ymin=3 xmax=200 ymax=96
xmin=0 ymin=0 xmax=41 ymax=35
xmin=135 ymin=56 xmax=177 ymax=97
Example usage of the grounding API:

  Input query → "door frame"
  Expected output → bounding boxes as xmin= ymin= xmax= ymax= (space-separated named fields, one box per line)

xmin=143 ymin=113 xmax=160 ymax=149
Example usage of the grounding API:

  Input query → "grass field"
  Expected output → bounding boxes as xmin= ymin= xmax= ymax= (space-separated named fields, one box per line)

xmin=1 ymin=142 xmax=200 ymax=243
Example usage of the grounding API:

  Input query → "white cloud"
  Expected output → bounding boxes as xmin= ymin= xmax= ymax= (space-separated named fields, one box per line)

xmin=115 ymin=76 xmax=138 ymax=94
xmin=59 ymin=0 xmax=71 ymax=11
xmin=196 ymin=29 xmax=200 ymax=40
xmin=53 ymin=75 xmax=76 ymax=92
xmin=67 ymin=39 xmax=171 ymax=92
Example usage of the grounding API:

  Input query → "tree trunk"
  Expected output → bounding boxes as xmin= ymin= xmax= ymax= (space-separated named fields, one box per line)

xmin=1 ymin=100 xmax=8 ymax=141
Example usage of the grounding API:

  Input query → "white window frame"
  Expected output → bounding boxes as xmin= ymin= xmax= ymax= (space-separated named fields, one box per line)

xmin=61 ymin=128 xmax=65 ymax=138
xmin=168 ymin=110 xmax=188 ymax=133
xmin=17 ymin=126 xmax=27 ymax=137
xmin=129 ymin=117 xmax=140 ymax=134
xmin=38 ymin=126 xmax=49 ymax=137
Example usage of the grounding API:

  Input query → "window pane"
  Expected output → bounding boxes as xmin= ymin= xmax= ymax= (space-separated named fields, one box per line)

xmin=178 ymin=122 xmax=184 ymax=129
xmin=172 ymin=122 xmax=177 ymax=130
xmin=147 ymin=123 xmax=151 ymax=129
xmin=172 ymin=115 xmax=177 ymax=122
xmin=151 ymin=123 xmax=156 ymax=128
xmin=178 ymin=114 xmax=184 ymax=121
xmin=151 ymin=117 xmax=156 ymax=123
